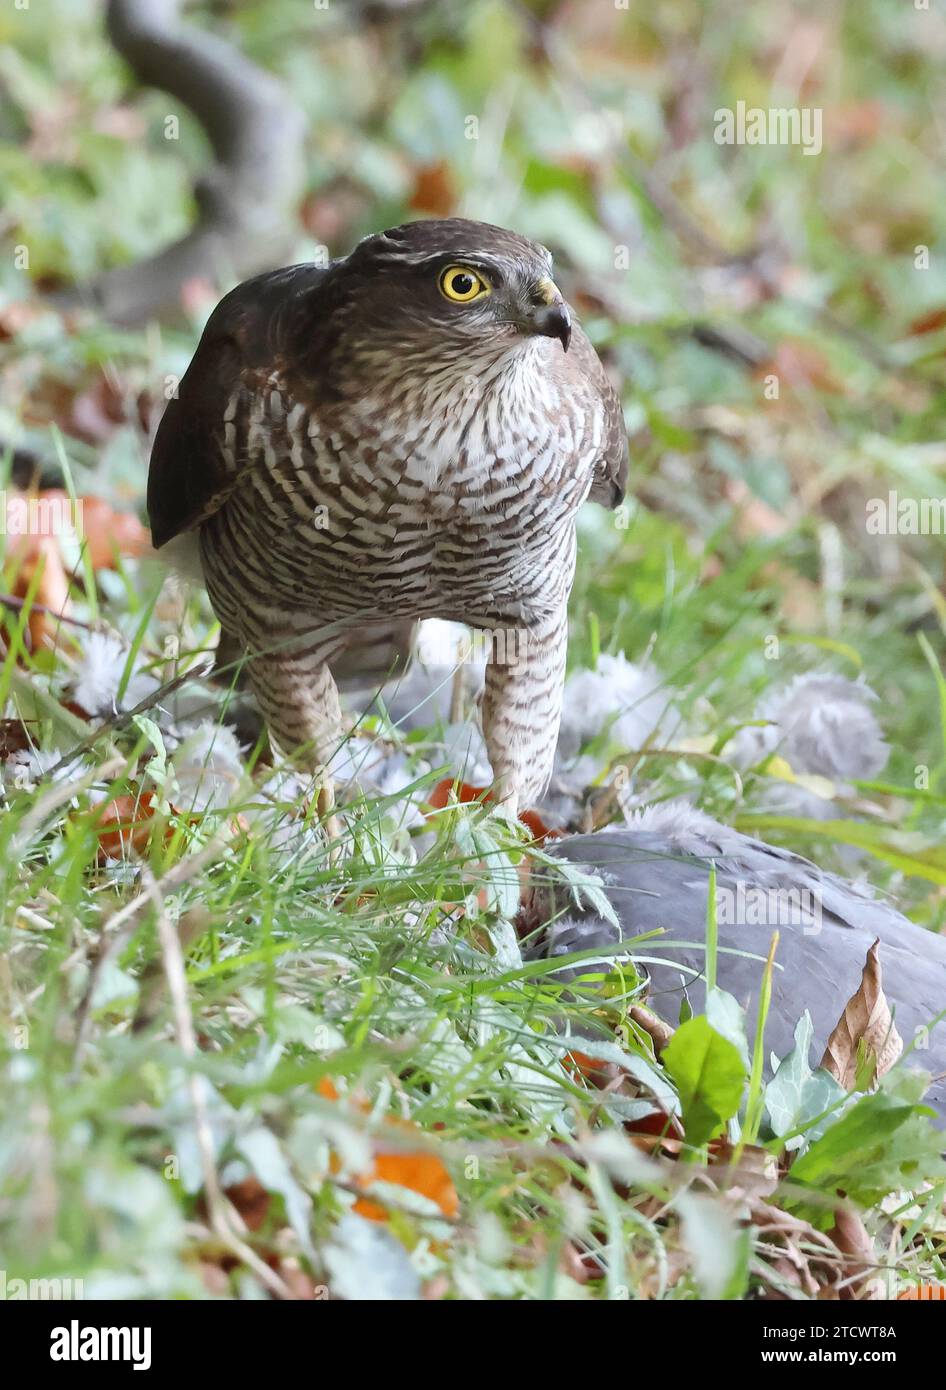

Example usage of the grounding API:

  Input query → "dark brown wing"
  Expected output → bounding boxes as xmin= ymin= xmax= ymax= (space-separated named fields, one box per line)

xmin=568 ymin=324 xmax=628 ymax=510
xmin=147 ymin=263 xmax=329 ymax=548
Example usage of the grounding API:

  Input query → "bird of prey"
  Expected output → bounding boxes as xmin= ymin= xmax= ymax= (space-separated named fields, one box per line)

xmin=148 ymin=219 xmax=627 ymax=826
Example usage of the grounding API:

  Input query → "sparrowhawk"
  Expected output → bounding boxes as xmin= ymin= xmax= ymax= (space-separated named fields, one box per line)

xmin=148 ymin=218 xmax=627 ymax=824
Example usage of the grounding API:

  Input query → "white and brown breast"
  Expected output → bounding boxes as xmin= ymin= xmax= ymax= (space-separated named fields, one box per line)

xmin=148 ymin=259 xmax=625 ymax=643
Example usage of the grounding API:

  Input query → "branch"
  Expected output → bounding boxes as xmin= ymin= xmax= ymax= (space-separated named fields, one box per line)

xmin=53 ymin=0 xmax=306 ymax=325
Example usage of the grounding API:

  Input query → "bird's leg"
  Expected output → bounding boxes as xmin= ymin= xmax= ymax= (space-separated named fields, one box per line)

xmin=480 ymin=603 xmax=569 ymax=820
xmin=243 ymin=629 xmax=346 ymax=848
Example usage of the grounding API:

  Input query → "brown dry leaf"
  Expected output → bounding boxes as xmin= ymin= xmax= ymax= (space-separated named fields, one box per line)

xmin=820 ymin=939 xmax=903 ymax=1091
xmin=409 ymin=161 xmax=456 ymax=216
xmin=77 ymin=495 xmax=150 ymax=569
xmin=225 ymin=1177 xmax=272 ymax=1233
xmin=828 ymin=1208 xmax=885 ymax=1300
xmin=908 ymin=307 xmax=946 ymax=338
xmin=755 ymin=340 xmax=845 ymax=395
xmin=3 ymin=530 xmax=73 ymax=652
xmin=706 ymin=1140 xmax=780 ymax=1200
xmin=629 ymin=1004 xmax=675 ymax=1054
xmin=2 ymin=486 xmax=148 ymax=656
xmin=0 ymin=717 xmax=34 ymax=760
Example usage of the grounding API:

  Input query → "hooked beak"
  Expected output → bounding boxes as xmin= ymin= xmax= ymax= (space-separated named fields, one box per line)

xmin=526 ymin=278 xmax=572 ymax=352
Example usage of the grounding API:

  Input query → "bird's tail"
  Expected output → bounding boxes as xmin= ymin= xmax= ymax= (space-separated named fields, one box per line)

xmin=332 ymin=619 xmax=419 ymax=691
xmin=211 ymin=618 xmax=419 ymax=692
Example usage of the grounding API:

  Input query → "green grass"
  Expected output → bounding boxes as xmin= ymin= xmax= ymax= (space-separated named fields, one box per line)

xmin=2 ymin=0 xmax=946 ymax=1300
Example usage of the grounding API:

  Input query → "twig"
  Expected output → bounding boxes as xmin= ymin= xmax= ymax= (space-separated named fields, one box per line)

xmin=0 ymin=593 xmax=96 ymax=634
xmin=43 ymin=659 xmax=212 ymax=779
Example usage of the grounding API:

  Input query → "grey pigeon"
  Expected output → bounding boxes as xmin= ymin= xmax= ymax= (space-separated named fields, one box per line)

xmin=530 ymin=801 xmax=946 ymax=1121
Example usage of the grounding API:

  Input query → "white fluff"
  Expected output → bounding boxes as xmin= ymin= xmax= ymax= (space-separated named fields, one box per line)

xmin=3 ymin=746 xmax=85 ymax=789
xmin=170 ymin=722 xmax=245 ymax=812
xmin=414 ymin=619 xmax=488 ymax=678
xmin=71 ymin=631 xmax=159 ymax=717
xmin=438 ymin=720 xmax=492 ymax=786
xmin=555 ymin=654 xmax=673 ymax=791
xmin=728 ymin=673 xmax=888 ymax=782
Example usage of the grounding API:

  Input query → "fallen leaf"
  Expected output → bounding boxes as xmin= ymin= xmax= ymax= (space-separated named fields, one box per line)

xmin=409 ymin=161 xmax=456 ymax=216
xmin=629 ymin=1004 xmax=675 ymax=1054
xmin=563 ymin=1049 xmax=621 ymax=1087
xmin=706 ymin=1139 xmax=780 ymax=1200
xmin=358 ymin=1150 xmax=459 ymax=1222
xmin=907 ymin=307 xmax=946 ymax=338
xmin=94 ymin=791 xmax=162 ymax=860
xmin=427 ymin=776 xmax=561 ymax=841
xmin=225 ymin=1177 xmax=271 ymax=1232
xmin=3 ymin=533 xmax=73 ymax=652
xmin=0 ymin=718 xmax=34 ymax=759
xmin=827 ymin=1208 xmax=885 ymax=1300
xmin=76 ymin=495 xmax=150 ymax=569
xmin=820 ymin=939 xmax=903 ymax=1091
xmin=317 ymin=1076 xmax=458 ymax=1222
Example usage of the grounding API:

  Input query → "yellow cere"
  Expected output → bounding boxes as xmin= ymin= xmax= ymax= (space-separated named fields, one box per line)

xmin=534 ymin=277 xmax=561 ymax=305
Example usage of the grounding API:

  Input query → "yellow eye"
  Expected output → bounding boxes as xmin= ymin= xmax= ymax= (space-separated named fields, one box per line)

xmin=439 ymin=265 xmax=489 ymax=303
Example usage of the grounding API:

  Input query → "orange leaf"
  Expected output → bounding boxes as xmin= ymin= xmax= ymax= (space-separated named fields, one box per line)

xmin=317 ymin=1077 xmax=458 ymax=1222
xmin=94 ymin=791 xmax=161 ymax=860
xmin=364 ymin=1150 xmax=459 ymax=1221
xmin=908 ymin=307 xmax=946 ymax=338
xmin=76 ymin=495 xmax=150 ymax=569
xmin=409 ymin=161 xmax=456 ymax=217
xmin=4 ymin=531 xmax=72 ymax=651
xmin=426 ymin=777 xmax=561 ymax=842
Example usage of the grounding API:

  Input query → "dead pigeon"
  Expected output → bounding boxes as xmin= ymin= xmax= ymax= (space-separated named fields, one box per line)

xmin=529 ymin=801 xmax=946 ymax=1121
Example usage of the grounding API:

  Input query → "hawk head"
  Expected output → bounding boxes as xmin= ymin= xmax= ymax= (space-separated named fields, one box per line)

xmin=311 ymin=218 xmax=572 ymax=365
xmin=147 ymin=216 xmax=627 ymax=548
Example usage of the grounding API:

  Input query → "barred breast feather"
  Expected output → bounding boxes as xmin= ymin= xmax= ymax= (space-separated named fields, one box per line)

xmin=150 ymin=267 xmax=621 ymax=632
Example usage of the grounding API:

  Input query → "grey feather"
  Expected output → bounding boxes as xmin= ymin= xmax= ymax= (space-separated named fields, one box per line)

xmin=531 ymin=801 xmax=946 ymax=1122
